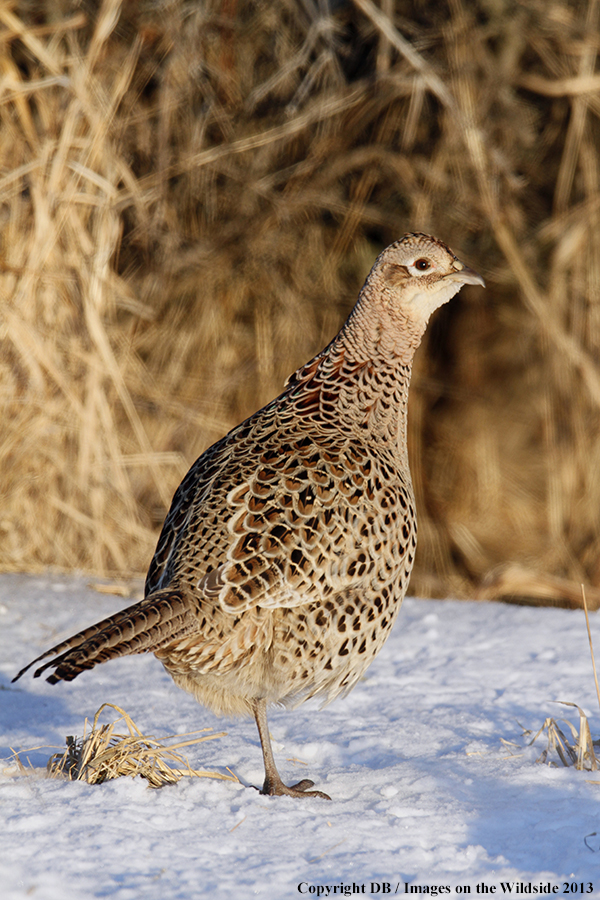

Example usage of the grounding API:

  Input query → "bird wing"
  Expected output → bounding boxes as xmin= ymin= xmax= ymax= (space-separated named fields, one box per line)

xmin=144 ymin=384 xmax=391 ymax=616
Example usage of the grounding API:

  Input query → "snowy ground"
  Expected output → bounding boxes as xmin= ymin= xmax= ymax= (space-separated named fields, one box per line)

xmin=1 ymin=573 xmax=599 ymax=899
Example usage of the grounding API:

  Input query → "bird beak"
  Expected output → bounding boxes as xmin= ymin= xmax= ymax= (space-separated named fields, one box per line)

xmin=445 ymin=264 xmax=485 ymax=288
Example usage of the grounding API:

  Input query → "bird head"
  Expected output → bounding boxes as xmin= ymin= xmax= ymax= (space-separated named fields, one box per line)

xmin=370 ymin=232 xmax=485 ymax=326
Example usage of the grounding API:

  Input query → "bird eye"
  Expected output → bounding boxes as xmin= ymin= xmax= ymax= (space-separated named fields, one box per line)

xmin=414 ymin=258 xmax=431 ymax=271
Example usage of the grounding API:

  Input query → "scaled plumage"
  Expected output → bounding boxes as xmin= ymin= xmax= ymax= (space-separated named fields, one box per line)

xmin=14 ymin=233 xmax=484 ymax=799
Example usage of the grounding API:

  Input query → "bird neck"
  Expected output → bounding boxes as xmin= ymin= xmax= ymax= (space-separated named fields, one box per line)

xmin=339 ymin=282 xmax=428 ymax=367
xmin=292 ymin=287 xmax=426 ymax=463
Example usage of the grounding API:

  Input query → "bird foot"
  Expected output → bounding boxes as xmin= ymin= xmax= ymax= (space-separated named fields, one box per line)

xmin=260 ymin=776 xmax=331 ymax=800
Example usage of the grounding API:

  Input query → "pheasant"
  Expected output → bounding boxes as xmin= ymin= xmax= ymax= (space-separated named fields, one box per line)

xmin=14 ymin=233 xmax=484 ymax=800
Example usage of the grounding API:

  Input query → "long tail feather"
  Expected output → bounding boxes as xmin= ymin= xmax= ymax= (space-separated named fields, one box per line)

xmin=12 ymin=589 xmax=196 ymax=684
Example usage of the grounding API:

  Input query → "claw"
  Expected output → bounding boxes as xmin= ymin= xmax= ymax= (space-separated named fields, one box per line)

xmin=260 ymin=775 xmax=331 ymax=800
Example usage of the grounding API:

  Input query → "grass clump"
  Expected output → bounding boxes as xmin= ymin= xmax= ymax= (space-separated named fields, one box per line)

xmin=47 ymin=703 xmax=237 ymax=787
xmin=529 ymin=702 xmax=598 ymax=772
xmin=526 ymin=588 xmax=600 ymax=774
xmin=5 ymin=703 xmax=238 ymax=788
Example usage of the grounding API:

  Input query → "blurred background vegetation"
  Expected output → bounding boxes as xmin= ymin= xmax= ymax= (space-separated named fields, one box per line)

xmin=1 ymin=0 xmax=600 ymax=607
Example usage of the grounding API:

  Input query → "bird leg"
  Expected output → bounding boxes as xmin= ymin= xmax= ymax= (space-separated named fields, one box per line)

xmin=252 ymin=698 xmax=331 ymax=800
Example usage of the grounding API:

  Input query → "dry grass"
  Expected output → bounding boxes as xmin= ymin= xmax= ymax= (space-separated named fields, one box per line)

xmin=524 ymin=587 xmax=600 ymax=773
xmin=2 ymin=0 xmax=600 ymax=604
xmin=8 ymin=703 xmax=237 ymax=788
xmin=528 ymin=702 xmax=599 ymax=772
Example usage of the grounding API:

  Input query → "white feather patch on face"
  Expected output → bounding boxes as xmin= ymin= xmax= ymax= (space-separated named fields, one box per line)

xmin=404 ymin=278 xmax=466 ymax=323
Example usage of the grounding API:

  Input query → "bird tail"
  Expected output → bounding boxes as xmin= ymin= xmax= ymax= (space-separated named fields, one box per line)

xmin=12 ymin=589 xmax=195 ymax=685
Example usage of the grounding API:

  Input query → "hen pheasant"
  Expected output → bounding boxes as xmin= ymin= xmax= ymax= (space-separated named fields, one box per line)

xmin=14 ymin=233 xmax=484 ymax=799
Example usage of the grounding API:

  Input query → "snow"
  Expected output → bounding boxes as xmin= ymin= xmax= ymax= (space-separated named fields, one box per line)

xmin=1 ymin=573 xmax=599 ymax=899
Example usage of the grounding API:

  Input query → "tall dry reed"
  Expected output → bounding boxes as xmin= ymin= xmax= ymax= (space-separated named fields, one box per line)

xmin=1 ymin=0 xmax=600 ymax=606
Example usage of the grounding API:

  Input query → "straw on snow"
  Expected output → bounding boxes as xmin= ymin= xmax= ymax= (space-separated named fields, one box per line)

xmin=529 ymin=702 xmax=598 ymax=773
xmin=45 ymin=703 xmax=238 ymax=788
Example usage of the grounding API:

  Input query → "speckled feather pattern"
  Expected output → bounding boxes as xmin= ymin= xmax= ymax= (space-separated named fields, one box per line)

xmin=146 ymin=353 xmax=417 ymax=714
xmin=15 ymin=234 xmax=483 ymax=726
